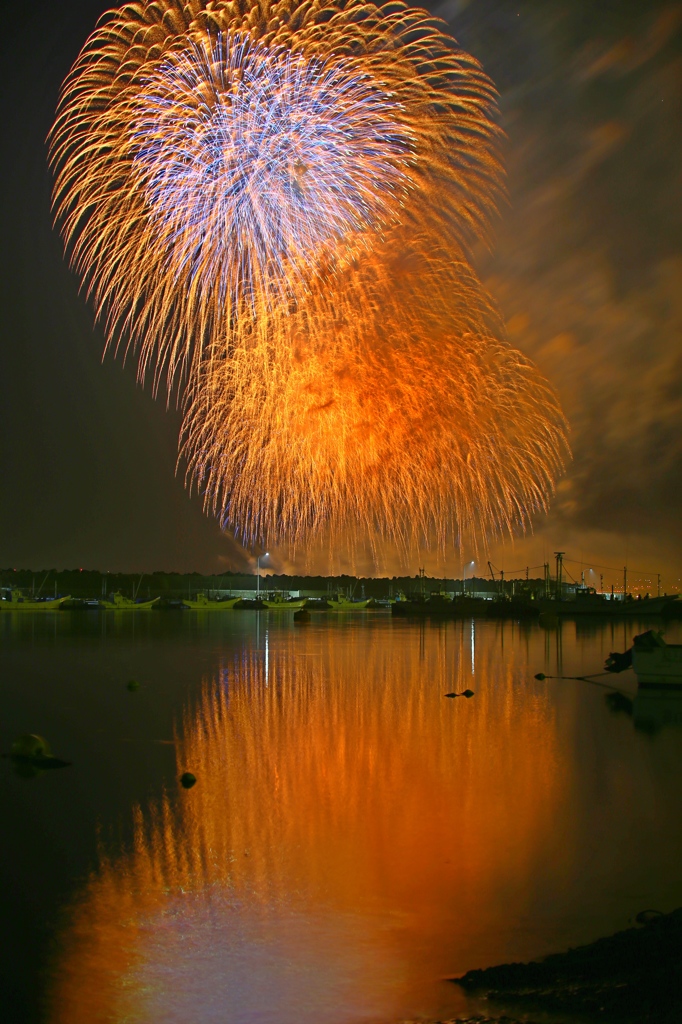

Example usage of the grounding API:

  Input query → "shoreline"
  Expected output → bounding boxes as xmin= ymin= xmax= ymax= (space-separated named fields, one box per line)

xmin=448 ymin=907 xmax=682 ymax=1023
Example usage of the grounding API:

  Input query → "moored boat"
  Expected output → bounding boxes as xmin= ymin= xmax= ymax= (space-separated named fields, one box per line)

xmin=391 ymin=595 xmax=538 ymax=619
xmin=183 ymin=593 xmax=241 ymax=610
xmin=630 ymin=630 xmax=682 ymax=688
xmin=261 ymin=594 xmax=307 ymax=610
xmin=0 ymin=589 xmax=71 ymax=611
xmin=101 ymin=592 xmax=160 ymax=610
xmin=542 ymin=591 xmax=678 ymax=616
xmin=327 ymin=597 xmax=371 ymax=610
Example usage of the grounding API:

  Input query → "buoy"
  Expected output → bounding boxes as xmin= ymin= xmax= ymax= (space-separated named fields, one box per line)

xmin=127 ymin=679 xmax=140 ymax=691
xmin=293 ymin=608 xmax=310 ymax=624
xmin=445 ymin=690 xmax=475 ymax=698
xmin=534 ymin=672 xmax=546 ymax=680
xmin=180 ymin=772 xmax=197 ymax=789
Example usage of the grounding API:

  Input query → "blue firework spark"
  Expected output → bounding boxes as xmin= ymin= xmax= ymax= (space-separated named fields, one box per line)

xmin=131 ymin=33 xmax=414 ymax=308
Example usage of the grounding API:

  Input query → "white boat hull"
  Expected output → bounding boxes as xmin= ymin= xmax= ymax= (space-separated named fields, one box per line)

xmin=632 ymin=645 xmax=682 ymax=688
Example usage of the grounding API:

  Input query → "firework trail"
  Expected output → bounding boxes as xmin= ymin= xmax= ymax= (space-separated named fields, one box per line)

xmin=50 ymin=0 xmax=569 ymax=555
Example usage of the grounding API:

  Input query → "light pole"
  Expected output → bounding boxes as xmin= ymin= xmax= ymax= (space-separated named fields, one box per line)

xmin=256 ymin=552 xmax=269 ymax=599
xmin=463 ymin=560 xmax=474 ymax=597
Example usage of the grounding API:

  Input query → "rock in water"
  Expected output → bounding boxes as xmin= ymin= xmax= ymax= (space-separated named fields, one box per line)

xmin=8 ymin=734 xmax=72 ymax=777
xmin=11 ymin=734 xmax=51 ymax=758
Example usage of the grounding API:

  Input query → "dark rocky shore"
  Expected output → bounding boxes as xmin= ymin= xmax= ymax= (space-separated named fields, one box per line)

xmin=405 ymin=1018 xmax=547 ymax=1024
xmin=409 ymin=1018 xmax=545 ymax=1024
xmin=445 ymin=907 xmax=682 ymax=1023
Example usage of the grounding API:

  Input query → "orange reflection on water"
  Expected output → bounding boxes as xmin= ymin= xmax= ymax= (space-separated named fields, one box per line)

xmin=48 ymin=623 xmax=566 ymax=1024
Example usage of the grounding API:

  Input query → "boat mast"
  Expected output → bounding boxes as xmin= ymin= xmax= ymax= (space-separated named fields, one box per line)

xmin=554 ymin=552 xmax=564 ymax=602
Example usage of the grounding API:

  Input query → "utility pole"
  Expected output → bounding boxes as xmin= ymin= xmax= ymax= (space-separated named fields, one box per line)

xmin=657 ymin=573 xmax=661 ymax=598
xmin=554 ymin=552 xmax=565 ymax=602
xmin=544 ymin=562 xmax=550 ymax=599
xmin=623 ymin=566 xmax=627 ymax=602
xmin=600 ymin=573 xmax=604 ymax=594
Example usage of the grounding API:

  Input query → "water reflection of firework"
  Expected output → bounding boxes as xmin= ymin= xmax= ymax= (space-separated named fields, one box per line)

xmin=50 ymin=0 xmax=568 ymax=553
xmin=47 ymin=625 xmax=565 ymax=1024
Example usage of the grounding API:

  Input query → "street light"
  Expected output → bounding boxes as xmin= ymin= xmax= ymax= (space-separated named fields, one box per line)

xmin=256 ymin=552 xmax=269 ymax=599
xmin=463 ymin=560 xmax=474 ymax=597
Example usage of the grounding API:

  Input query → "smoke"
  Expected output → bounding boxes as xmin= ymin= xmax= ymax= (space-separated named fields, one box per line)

xmin=450 ymin=0 xmax=682 ymax=564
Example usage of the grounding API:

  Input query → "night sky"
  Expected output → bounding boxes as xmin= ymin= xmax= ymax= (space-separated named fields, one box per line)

xmin=1 ymin=0 xmax=680 ymax=580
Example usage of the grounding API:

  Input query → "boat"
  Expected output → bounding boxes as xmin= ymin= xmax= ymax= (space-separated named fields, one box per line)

xmin=541 ymin=590 xmax=678 ymax=617
xmin=391 ymin=595 xmax=538 ymax=619
xmin=303 ymin=597 xmax=333 ymax=611
xmin=183 ymin=593 xmax=241 ymax=610
xmin=0 ymin=589 xmax=71 ymax=611
xmin=101 ymin=591 xmax=160 ymax=610
xmin=378 ymin=591 xmax=409 ymax=606
xmin=261 ymin=593 xmax=307 ymax=610
xmin=327 ymin=596 xmax=371 ymax=610
xmin=630 ymin=630 xmax=682 ymax=689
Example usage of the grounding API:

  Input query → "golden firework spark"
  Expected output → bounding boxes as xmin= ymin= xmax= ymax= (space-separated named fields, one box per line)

xmin=183 ymin=238 xmax=568 ymax=550
xmin=50 ymin=0 xmax=569 ymax=556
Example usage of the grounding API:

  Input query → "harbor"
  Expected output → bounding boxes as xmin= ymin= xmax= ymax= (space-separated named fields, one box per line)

xmin=2 ymin=553 xmax=679 ymax=618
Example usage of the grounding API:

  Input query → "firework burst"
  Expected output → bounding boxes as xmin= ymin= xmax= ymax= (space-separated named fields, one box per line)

xmin=132 ymin=34 xmax=414 ymax=312
xmin=50 ymin=0 xmax=569 ymax=556
xmin=50 ymin=0 xmax=502 ymax=384
xmin=183 ymin=241 xmax=568 ymax=550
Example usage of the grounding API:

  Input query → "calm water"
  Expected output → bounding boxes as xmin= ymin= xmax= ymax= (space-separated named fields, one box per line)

xmin=2 ymin=611 xmax=682 ymax=1024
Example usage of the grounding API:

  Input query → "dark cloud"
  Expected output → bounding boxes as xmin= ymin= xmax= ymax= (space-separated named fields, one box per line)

xmin=449 ymin=0 xmax=682 ymax=556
